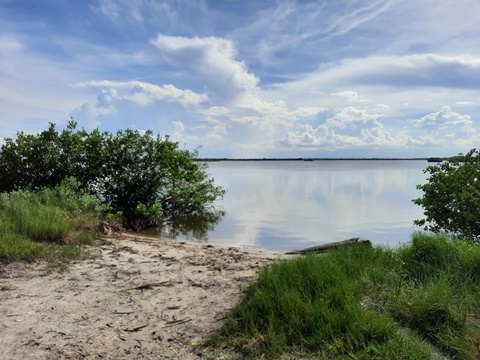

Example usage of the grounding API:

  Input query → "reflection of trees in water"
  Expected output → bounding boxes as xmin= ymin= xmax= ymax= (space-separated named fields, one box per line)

xmin=158 ymin=209 xmax=226 ymax=242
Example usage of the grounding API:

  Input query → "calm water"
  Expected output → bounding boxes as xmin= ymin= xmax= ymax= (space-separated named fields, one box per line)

xmin=139 ymin=160 xmax=429 ymax=252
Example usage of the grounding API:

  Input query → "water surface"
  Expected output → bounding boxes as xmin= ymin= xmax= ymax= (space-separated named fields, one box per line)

xmin=140 ymin=160 xmax=428 ymax=252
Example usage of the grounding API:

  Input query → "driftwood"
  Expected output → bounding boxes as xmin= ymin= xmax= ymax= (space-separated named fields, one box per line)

xmin=286 ymin=238 xmax=371 ymax=255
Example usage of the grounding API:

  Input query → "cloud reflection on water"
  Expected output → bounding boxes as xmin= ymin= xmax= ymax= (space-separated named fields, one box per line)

xmin=137 ymin=160 xmax=428 ymax=251
xmin=205 ymin=160 xmax=428 ymax=251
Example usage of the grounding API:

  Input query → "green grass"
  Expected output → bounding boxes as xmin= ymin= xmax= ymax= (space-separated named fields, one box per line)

xmin=205 ymin=234 xmax=480 ymax=359
xmin=0 ymin=179 xmax=104 ymax=262
xmin=3 ymin=201 xmax=72 ymax=242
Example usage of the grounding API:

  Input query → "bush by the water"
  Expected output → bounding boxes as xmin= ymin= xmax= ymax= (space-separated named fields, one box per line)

xmin=414 ymin=149 xmax=480 ymax=242
xmin=0 ymin=121 xmax=225 ymax=229
xmin=206 ymin=234 xmax=480 ymax=359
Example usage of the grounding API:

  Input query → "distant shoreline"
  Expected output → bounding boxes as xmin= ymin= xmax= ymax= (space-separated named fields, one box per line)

xmin=196 ymin=157 xmax=427 ymax=162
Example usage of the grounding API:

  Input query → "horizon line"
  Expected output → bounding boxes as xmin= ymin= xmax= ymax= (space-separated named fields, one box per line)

xmin=195 ymin=157 xmax=429 ymax=161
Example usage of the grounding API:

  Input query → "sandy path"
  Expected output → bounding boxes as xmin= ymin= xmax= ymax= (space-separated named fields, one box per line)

xmin=0 ymin=235 xmax=284 ymax=359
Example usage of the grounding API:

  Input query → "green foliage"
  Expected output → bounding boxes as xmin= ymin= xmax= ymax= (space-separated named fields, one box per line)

xmin=413 ymin=149 xmax=480 ymax=241
xmin=0 ymin=122 xmax=225 ymax=228
xmin=0 ymin=180 xmax=104 ymax=261
xmin=399 ymin=232 xmax=480 ymax=285
xmin=207 ymin=235 xmax=480 ymax=359
xmin=41 ymin=177 xmax=107 ymax=218
xmin=0 ymin=190 xmax=71 ymax=242
xmin=388 ymin=233 xmax=480 ymax=358
xmin=0 ymin=121 xmax=87 ymax=192
xmin=0 ymin=232 xmax=49 ymax=260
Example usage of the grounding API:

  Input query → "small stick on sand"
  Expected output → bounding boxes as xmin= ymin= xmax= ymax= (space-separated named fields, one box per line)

xmin=124 ymin=324 xmax=149 ymax=332
xmin=119 ymin=281 xmax=182 ymax=292
xmin=163 ymin=318 xmax=192 ymax=328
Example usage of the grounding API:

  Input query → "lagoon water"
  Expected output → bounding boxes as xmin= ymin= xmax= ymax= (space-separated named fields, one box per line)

xmin=141 ymin=160 xmax=429 ymax=252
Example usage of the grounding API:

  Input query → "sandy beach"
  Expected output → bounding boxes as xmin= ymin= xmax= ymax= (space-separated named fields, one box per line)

xmin=0 ymin=234 xmax=285 ymax=359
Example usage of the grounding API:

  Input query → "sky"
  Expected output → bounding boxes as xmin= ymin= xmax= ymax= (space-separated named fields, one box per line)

xmin=1 ymin=0 xmax=480 ymax=158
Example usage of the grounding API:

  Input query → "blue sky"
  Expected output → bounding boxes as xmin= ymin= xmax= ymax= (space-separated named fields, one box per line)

xmin=1 ymin=0 xmax=480 ymax=158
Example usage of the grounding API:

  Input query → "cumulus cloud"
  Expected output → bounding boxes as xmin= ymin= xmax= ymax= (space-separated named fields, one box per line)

xmin=74 ymin=80 xmax=208 ymax=107
xmin=279 ymin=106 xmax=394 ymax=149
xmin=69 ymin=33 xmax=480 ymax=157
xmin=68 ymin=44 xmax=480 ymax=157
xmin=70 ymin=80 xmax=208 ymax=128
xmin=413 ymin=105 xmax=478 ymax=146
xmin=151 ymin=34 xmax=259 ymax=104
xmin=262 ymin=53 xmax=480 ymax=146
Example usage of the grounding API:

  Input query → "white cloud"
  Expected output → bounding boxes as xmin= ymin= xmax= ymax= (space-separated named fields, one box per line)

xmin=261 ymin=53 xmax=480 ymax=132
xmin=290 ymin=106 xmax=327 ymax=118
xmin=206 ymin=124 xmax=228 ymax=142
xmin=331 ymin=90 xmax=368 ymax=102
xmin=90 ymin=0 xmax=201 ymax=29
xmin=415 ymin=105 xmax=473 ymax=129
xmin=197 ymin=106 xmax=230 ymax=118
xmin=71 ymin=89 xmax=117 ymax=125
xmin=67 ymin=43 xmax=480 ymax=157
xmin=151 ymin=34 xmax=259 ymax=105
xmin=231 ymin=0 xmax=394 ymax=66
xmin=413 ymin=105 xmax=478 ymax=146
xmin=279 ymin=106 xmax=395 ymax=150
xmin=321 ymin=0 xmax=393 ymax=39
xmin=276 ymin=54 xmax=480 ymax=96
xmin=168 ymin=120 xmax=186 ymax=142
xmin=3 ymin=1 xmax=480 ymax=159
xmin=74 ymin=80 xmax=208 ymax=107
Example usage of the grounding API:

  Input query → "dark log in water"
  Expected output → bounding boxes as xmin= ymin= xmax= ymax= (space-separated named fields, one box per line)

xmin=286 ymin=237 xmax=371 ymax=254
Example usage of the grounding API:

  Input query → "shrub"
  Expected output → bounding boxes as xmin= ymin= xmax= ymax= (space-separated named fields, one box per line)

xmin=413 ymin=149 xmax=480 ymax=242
xmin=0 ymin=122 xmax=225 ymax=228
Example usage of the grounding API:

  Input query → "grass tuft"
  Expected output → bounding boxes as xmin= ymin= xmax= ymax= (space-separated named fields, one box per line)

xmin=205 ymin=235 xmax=480 ymax=359
xmin=0 ymin=178 xmax=104 ymax=262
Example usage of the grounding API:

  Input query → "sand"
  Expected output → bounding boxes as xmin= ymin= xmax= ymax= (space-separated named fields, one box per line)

xmin=0 ymin=234 xmax=285 ymax=359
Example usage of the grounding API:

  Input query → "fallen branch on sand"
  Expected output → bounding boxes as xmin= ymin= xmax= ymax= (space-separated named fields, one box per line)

xmin=286 ymin=238 xmax=371 ymax=255
xmin=163 ymin=318 xmax=192 ymax=328
xmin=119 ymin=281 xmax=182 ymax=292
xmin=124 ymin=324 xmax=149 ymax=332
